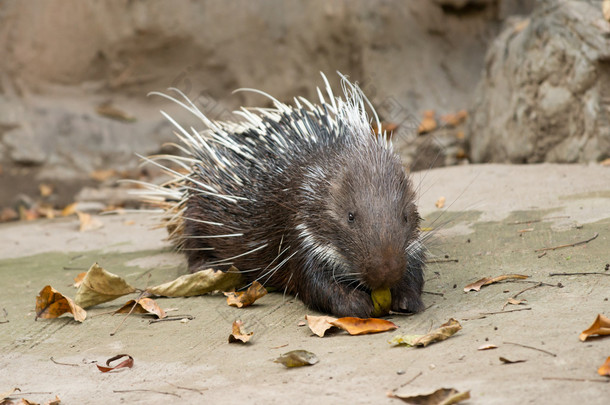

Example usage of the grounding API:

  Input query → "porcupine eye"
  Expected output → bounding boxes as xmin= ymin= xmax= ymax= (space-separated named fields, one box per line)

xmin=347 ymin=212 xmax=355 ymax=223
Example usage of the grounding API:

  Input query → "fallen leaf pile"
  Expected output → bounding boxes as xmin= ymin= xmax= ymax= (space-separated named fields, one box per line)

xmin=305 ymin=314 xmax=397 ymax=337
xmin=389 ymin=318 xmax=461 ymax=347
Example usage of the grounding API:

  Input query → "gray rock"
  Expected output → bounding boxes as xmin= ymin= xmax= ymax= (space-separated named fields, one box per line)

xmin=469 ymin=1 xmax=610 ymax=163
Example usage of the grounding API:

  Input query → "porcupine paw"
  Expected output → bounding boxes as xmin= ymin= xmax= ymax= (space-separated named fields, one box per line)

xmin=391 ymin=281 xmax=424 ymax=314
xmin=331 ymin=288 xmax=374 ymax=318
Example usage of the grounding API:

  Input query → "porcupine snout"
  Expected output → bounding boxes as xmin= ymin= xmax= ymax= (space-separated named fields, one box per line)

xmin=361 ymin=241 xmax=407 ymax=290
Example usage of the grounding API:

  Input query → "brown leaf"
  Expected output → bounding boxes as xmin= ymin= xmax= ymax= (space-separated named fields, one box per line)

xmin=390 ymin=318 xmax=461 ymax=347
xmin=598 ymin=356 xmax=610 ymax=376
xmin=464 ymin=274 xmax=529 ymax=292
xmin=228 ymin=320 xmax=253 ymax=344
xmin=388 ymin=387 xmax=470 ymax=404
xmin=147 ymin=267 xmax=243 ymax=297
xmin=305 ymin=314 xmax=338 ymax=337
xmin=45 ymin=396 xmax=61 ymax=405
xmin=477 ymin=344 xmax=498 ymax=351
xmin=417 ymin=110 xmax=437 ymax=134
xmin=224 ymin=281 xmax=267 ymax=308
xmin=73 ymin=272 xmax=87 ymax=288
xmin=435 ymin=196 xmax=446 ymax=209
xmin=61 ymin=203 xmax=78 ymax=217
xmin=114 ymin=298 xmax=166 ymax=318
xmin=330 ymin=317 xmax=397 ymax=336
xmin=274 ymin=350 xmax=319 ymax=368
xmin=76 ymin=211 xmax=103 ymax=232
xmin=74 ymin=263 xmax=136 ymax=308
xmin=96 ymin=354 xmax=134 ymax=373
xmin=499 ymin=356 xmax=526 ymax=364
xmin=579 ymin=314 xmax=610 ymax=341
xmin=440 ymin=110 xmax=468 ymax=127
xmin=35 ymin=285 xmax=86 ymax=322
xmin=1 ymin=388 xmax=21 ymax=401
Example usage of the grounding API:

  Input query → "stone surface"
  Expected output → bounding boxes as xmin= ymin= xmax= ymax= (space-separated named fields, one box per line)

xmin=469 ymin=0 xmax=610 ymax=163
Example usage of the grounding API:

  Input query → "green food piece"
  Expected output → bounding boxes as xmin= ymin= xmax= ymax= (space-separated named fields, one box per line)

xmin=371 ymin=288 xmax=392 ymax=317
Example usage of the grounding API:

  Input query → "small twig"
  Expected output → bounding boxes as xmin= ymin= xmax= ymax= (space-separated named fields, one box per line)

xmin=393 ymin=371 xmax=423 ymax=392
xmin=537 ymin=251 xmax=547 ymax=258
xmin=512 ymin=282 xmax=543 ymax=299
xmin=111 ymin=292 xmax=146 ymax=336
xmin=168 ymin=383 xmax=208 ymax=395
xmin=50 ymin=357 xmax=80 ymax=367
xmin=149 ymin=315 xmax=195 ymax=323
xmin=549 ymin=272 xmax=610 ymax=277
xmin=113 ymin=389 xmax=181 ymax=398
xmin=422 ymin=290 xmax=444 ymax=297
xmin=534 ymin=232 xmax=599 ymax=252
xmin=508 ymin=216 xmax=570 ymax=225
xmin=542 ymin=377 xmax=609 ymax=383
xmin=426 ymin=258 xmax=459 ymax=264
xmin=480 ymin=308 xmax=532 ymax=315
xmin=503 ymin=341 xmax=556 ymax=357
xmin=15 ymin=392 xmax=53 ymax=395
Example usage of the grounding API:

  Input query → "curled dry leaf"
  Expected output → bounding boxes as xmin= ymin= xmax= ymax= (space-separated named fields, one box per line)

xmin=464 ymin=274 xmax=529 ymax=292
xmin=579 ymin=314 xmax=610 ymax=341
xmin=147 ymin=267 xmax=243 ymax=297
xmin=96 ymin=354 xmax=134 ymax=373
xmin=477 ymin=344 xmax=498 ymax=351
xmin=371 ymin=288 xmax=392 ymax=317
xmin=73 ymin=272 xmax=87 ymax=288
xmin=74 ymin=263 xmax=136 ymax=308
xmin=225 ymin=281 xmax=267 ymax=308
xmin=388 ymin=387 xmax=470 ymax=405
xmin=330 ymin=317 xmax=397 ymax=336
xmin=35 ymin=285 xmax=86 ymax=322
xmin=114 ymin=298 xmax=166 ymax=318
xmin=228 ymin=320 xmax=253 ymax=344
xmin=390 ymin=318 xmax=461 ymax=347
xmin=274 ymin=350 xmax=319 ymax=368
xmin=598 ymin=356 xmax=610 ymax=377
xmin=305 ymin=315 xmax=337 ymax=337
xmin=76 ymin=211 xmax=103 ymax=232
xmin=417 ymin=110 xmax=437 ymax=134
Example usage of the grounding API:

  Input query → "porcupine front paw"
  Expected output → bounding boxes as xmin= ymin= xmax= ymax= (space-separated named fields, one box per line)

xmin=391 ymin=274 xmax=424 ymax=314
xmin=332 ymin=288 xmax=375 ymax=318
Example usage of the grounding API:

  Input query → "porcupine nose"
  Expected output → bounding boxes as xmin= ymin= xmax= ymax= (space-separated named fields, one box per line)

xmin=366 ymin=245 xmax=405 ymax=289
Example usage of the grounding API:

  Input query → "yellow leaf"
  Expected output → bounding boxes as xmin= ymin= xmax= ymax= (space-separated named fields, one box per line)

xmin=74 ymin=263 xmax=136 ymax=308
xmin=147 ymin=267 xmax=243 ymax=297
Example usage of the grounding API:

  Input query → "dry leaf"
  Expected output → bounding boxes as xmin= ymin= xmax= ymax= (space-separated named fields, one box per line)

xmin=388 ymin=387 xmax=470 ymax=405
xmin=76 ymin=211 xmax=103 ymax=232
xmin=464 ymin=274 xmax=529 ymax=292
xmin=0 ymin=207 xmax=18 ymax=222
xmin=305 ymin=314 xmax=337 ymax=337
xmin=74 ymin=263 xmax=136 ymax=308
xmin=228 ymin=320 xmax=253 ymax=344
xmin=114 ymin=298 xmax=166 ymax=318
xmin=274 ymin=350 xmax=319 ymax=368
xmin=96 ymin=103 xmax=136 ymax=122
xmin=147 ymin=267 xmax=243 ymax=297
xmin=1 ymin=388 xmax=21 ymax=401
xmin=390 ymin=318 xmax=461 ymax=347
xmin=330 ymin=317 xmax=397 ymax=336
xmin=39 ymin=183 xmax=53 ymax=197
xmin=371 ymin=288 xmax=392 ymax=317
xmin=96 ymin=354 xmax=134 ymax=373
xmin=579 ymin=314 xmax=610 ymax=341
xmin=435 ymin=196 xmax=446 ymax=209
xmin=499 ymin=356 xmax=526 ymax=364
xmin=440 ymin=110 xmax=468 ymax=127
xmin=73 ymin=272 xmax=87 ymax=288
xmin=61 ymin=203 xmax=78 ymax=217
xmin=45 ymin=395 xmax=61 ymax=405
xmin=477 ymin=344 xmax=498 ymax=350
xmin=224 ymin=281 xmax=267 ymax=308
xmin=90 ymin=169 xmax=118 ymax=182
xmin=35 ymin=285 xmax=86 ymax=322
xmin=418 ymin=110 xmax=437 ymax=134
xmin=598 ymin=356 xmax=610 ymax=376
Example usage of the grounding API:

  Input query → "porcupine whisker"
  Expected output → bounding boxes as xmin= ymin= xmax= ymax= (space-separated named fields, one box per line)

xmin=207 ymin=243 xmax=269 ymax=266
xmin=181 ymin=233 xmax=244 ymax=239
xmin=252 ymin=250 xmax=299 ymax=287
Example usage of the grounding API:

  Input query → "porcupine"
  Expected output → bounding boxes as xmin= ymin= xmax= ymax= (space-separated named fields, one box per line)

xmin=144 ymin=74 xmax=425 ymax=318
